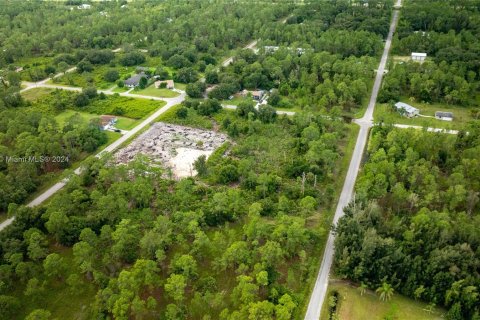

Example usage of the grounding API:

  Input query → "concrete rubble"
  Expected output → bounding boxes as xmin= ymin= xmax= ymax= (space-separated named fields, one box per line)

xmin=114 ymin=122 xmax=228 ymax=177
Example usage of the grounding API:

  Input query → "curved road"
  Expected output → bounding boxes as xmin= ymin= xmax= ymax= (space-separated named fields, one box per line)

xmin=304 ymin=1 xmax=402 ymax=319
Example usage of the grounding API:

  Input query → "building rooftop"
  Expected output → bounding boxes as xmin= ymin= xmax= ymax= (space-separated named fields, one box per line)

xmin=435 ymin=111 xmax=453 ymax=118
xmin=411 ymin=52 xmax=427 ymax=57
xmin=124 ymin=72 xmax=146 ymax=86
xmin=395 ymin=102 xmax=419 ymax=113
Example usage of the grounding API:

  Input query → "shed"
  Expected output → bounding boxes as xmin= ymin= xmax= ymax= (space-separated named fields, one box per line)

xmin=252 ymin=90 xmax=265 ymax=101
xmin=435 ymin=111 xmax=453 ymax=121
xmin=394 ymin=102 xmax=419 ymax=118
xmin=411 ymin=52 xmax=427 ymax=62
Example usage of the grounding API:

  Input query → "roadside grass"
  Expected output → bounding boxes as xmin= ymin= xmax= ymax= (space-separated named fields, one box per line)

xmin=297 ymin=123 xmax=360 ymax=318
xmin=135 ymin=85 xmax=180 ymax=98
xmin=21 ymin=87 xmax=54 ymax=101
xmin=374 ymin=101 xmax=472 ymax=130
xmin=82 ymin=95 xmax=166 ymax=119
xmin=112 ymin=86 xmax=129 ymax=93
xmin=353 ymin=78 xmax=375 ymax=118
xmin=115 ymin=117 xmax=139 ymax=130
xmin=321 ymin=281 xmax=445 ymax=320
xmin=10 ymin=247 xmax=96 ymax=320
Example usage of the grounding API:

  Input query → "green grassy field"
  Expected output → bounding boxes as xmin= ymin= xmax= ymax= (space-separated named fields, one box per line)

xmin=54 ymin=110 xmax=138 ymax=131
xmin=112 ymin=86 xmax=129 ymax=93
xmin=21 ymin=88 xmax=55 ymax=101
xmin=321 ymin=281 xmax=445 ymax=320
xmin=135 ymin=85 xmax=180 ymax=98
xmin=53 ymin=65 xmax=135 ymax=89
xmin=221 ymin=96 xmax=252 ymax=106
xmin=82 ymin=95 xmax=166 ymax=119
xmin=54 ymin=110 xmax=98 ymax=126
xmin=115 ymin=117 xmax=139 ymax=130
xmin=374 ymin=101 xmax=472 ymax=130
xmin=174 ymin=82 xmax=187 ymax=91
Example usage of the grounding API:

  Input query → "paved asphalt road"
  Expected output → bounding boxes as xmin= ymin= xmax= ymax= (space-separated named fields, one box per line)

xmin=303 ymin=1 xmax=402 ymax=319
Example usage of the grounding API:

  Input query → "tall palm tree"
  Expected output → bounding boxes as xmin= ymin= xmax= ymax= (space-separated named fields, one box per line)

xmin=358 ymin=282 xmax=368 ymax=296
xmin=376 ymin=282 xmax=394 ymax=301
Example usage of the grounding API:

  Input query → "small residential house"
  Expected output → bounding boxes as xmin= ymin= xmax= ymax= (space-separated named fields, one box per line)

xmin=411 ymin=52 xmax=427 ymax=62
xmin=394 ymin=102 xmax=419 ymax=118
xmin=124 ymin=72 xmax=147 ymax=88
xmin=100 ymin=115 xmax=117 ymax=130
xmin=77 ymin=4 xmax=92 ymax=10
xmin=435 ymin=111 xmax=453 ymax=121
xmin=155 ymin=80 xmax=174 ymax=89
xmin=252 ymin=90 xmax=265 ymax=101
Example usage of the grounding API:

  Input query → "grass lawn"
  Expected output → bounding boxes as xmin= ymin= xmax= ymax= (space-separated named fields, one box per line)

xmin=112 ymin=86 xmax=129 ymax=93
xmin=221 ymin=96 xmax=252 ymax=106
xmin=115 ymin=117 xmax=139 ymax=130
xmin=374 ymin=101 xmax=472 ymax=130
xmin=135 ymin=85 xmax=180 ymax=98
xmin=321 ymin=281 xmax=445 ymax=320
xmin=54 ymin=110 xmax=99 ymax=126
xmin=175 ymin=82 xmax=187 ymax=91
xmin=21 ymin=87 xmax=54 ymax=101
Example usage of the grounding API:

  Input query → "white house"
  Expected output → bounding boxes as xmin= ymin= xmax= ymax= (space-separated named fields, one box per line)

xmin=77 ymin=4 xmax=92 ymax=10
xmin=435 ymin=111 xmax=453 ymax=121
xmin=411 ymin=52 xmax=427 ymax=62
xmin=394 ymin=102 xmax=419 ymax=118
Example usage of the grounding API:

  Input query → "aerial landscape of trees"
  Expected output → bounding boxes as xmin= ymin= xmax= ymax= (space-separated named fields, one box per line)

xmin=379 ymin=0 xmax=480 ymax=106
xmin=334 ymin=124 xmax=480 ymax=319
xmin=0 ymin=0 xmax=479 ymax=319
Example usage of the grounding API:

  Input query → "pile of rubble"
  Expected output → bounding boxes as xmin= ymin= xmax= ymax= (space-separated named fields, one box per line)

xmin=114 ymin=122 xmax=228 ymax=177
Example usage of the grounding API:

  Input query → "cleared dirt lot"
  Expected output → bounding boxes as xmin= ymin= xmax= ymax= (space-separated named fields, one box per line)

xmin=114 ymin=122 xmax=228 ymax=178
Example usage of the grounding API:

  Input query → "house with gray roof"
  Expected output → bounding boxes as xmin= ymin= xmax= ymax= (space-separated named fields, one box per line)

xmin=124 ymin=72 xmax=147 ymax=88
xmin=435 ymin=111 xmax=453 ymax=121
xmin=394 ymin=102 xmax=419 ymax=118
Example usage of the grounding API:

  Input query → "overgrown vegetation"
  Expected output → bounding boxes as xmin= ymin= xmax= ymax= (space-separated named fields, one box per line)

xmin=334 ymin=124 xmax=480 ymax=319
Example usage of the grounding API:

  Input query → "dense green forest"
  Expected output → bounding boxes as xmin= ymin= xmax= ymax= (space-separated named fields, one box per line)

xmin=1 ymin=0 xmax=479 ymax=319
xmin=0 ymin=105 xmax=355 ymax=319
xmin=333 ymin=2 xmax=480 ymax=319
xmin=380 ymin=0 xmax=480 ymax=106
xmin=334 ymin=123 xmax=480 ymax=319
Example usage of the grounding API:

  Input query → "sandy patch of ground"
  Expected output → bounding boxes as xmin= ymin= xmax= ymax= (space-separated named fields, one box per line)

xmin=114 ymin=122 xmax=228 ymax=178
